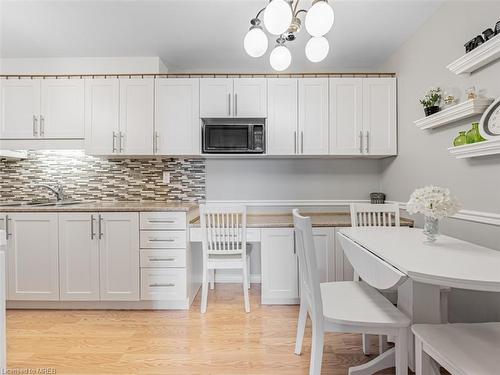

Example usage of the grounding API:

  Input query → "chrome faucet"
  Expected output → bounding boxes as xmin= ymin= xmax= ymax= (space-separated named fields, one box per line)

xmin=38 ymin=183 xmax=65 ymax=201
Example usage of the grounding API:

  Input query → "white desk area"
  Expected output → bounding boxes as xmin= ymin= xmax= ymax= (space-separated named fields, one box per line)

xmin=338 ymin=227 xmax=500 ymax=372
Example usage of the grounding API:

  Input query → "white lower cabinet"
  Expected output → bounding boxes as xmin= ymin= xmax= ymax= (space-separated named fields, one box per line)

xmin=5 ymin=213 xmax=59 ymax=301
xmin=312 ymin=228 xmax=336 ymax=283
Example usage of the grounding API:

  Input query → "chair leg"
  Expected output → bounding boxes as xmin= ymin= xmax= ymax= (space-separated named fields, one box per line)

xmin=242 ymin=261 xmax=250 ymax=313
xmin=294 ymin=298 xmax=308 ymax=355
xmin=395 ymin=328 xmax=408 ymax=375
xmin=246 ymin=254 xmax=251 ymax=289
xmin=379 ymin=335 xmax=388 ymax=355
xmin=210 ymin=269 xmax=215 ymax=290
xmin=201 ymin=265 xmax=209 ymax=314
xmin=362 ymin=334 xmax=373 ymax=355
xmin=310 ymin=322 xmax=324 ymax=375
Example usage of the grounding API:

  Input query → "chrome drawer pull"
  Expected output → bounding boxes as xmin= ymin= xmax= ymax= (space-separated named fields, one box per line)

xmin=148 ymin=257 xmax=176 ymax=262
xmin=149 ymin=283 xmax=175 ymax=288
xmin=147 ymin=220 xmax=176 ymax=223
xmin=149 ymin=238 xmax=175 ymax=242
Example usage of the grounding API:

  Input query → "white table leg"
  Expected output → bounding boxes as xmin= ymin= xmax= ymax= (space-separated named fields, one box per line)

xmin=397 ymin=279 xmax=441 ymax=372
xmin=348 ymin=347 xmax=397 ymax=375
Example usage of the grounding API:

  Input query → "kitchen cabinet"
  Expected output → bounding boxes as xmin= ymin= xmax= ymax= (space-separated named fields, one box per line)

xmin=362 ymin=78 xmax=397 ymax=155
xmin=200 ymin=78 xmax=266 ymax=118
xmin=267 ymin=78 xmax=298 ymax=155
xmin=298 ymin=78 xmax=329 ymax=155
xmin=85 ymin=78 xmax=154 ymax=155
xmin=58 ymin=213 xmax=100 ymax=301
xmin=312 ymin=228 xmax=335 ymax=283
xmin=99 ymin=212 xmax=140 ymax=301
xmin=155 ymin=78 xmax=200 ymax=155
xmin=261 ymin=228 xmax=299 ymax=304
xmin=119 ymin=78 xmax=154 ymax=155
xmin=334 ymin=228 xmax=355 ymax=281
xmin=0 ymin=79 xmax=84 ymax=140
xmin=4 ymin=213 xmax=59 ymax=301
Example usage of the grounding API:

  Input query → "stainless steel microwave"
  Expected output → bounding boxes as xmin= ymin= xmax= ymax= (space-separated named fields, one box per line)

xmin=202 ymin=120 xmax=265 ymax=154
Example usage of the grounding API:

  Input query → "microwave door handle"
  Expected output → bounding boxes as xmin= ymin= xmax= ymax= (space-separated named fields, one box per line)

xmin=248 ymin=125 xmax=254 ymax=150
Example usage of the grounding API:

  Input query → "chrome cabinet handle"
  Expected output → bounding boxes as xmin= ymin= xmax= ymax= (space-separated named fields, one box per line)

xmin=148 ymin=220 xmax=176 ymax=223
xmin=365 ymin=131 xmax=370 ymax=154
xmin=150 ymin=283 xmax=175 ymax=288
xmin=90 ymin=215 xmax=95 ymax=240
xmin=119 ymin=132 xmax=124 ymax=153
xmin=234 ymin=93 xmax=237 ymax=116
xmin=40 ymin=115 xmax=45 ymax=137
xmin=359 ymin=131 xmax=363 ymax=154
xmin=148 ymin=257 xmax=176 ymax=262
xmin=301 ymin=131 xmax=304 ymax=154
xmin=154 ymin=131 xmax=159 ymax=154
xmin=112 ymin=132 xmax=117 ymax=153
xmin=149 ymin=238 xmax=175 ymax=242
xmin=294 ymin=131 xmax=297 ymax=154
xmin=228 ymin=93 xmax=231 ymax=116
xmin=98 ymin=214 xmax=103 ymax=239
xmin=33 ymin=116 xmax=38 ymax=137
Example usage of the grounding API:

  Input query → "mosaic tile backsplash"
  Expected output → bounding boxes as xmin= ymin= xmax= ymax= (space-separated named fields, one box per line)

xmin=0 ymin=151 xmax=205 ymax=202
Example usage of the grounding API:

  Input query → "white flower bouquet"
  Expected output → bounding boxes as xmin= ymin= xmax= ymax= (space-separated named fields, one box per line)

xmin=407 ymin=186 xmax=461 ymax=219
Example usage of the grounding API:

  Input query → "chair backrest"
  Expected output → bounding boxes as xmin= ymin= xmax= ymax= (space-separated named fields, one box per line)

xmin=199 ymin=204 xmax=247 ymax=256
xmin=350 ymin=203 xmax=400 ymax=227
xmin=293 ymin=209 xmax=324 ymax=328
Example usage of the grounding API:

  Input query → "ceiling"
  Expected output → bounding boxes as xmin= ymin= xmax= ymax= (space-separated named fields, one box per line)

xmin=0 ymin=0 xmax=443 ymax=72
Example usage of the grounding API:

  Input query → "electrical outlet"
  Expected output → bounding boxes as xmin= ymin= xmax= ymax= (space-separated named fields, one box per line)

xmin=163 ymin=172 xmax=170 ymax=184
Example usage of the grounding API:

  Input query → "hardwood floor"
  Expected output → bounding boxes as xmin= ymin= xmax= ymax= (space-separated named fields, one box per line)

xmin=7 ymin=284 xmax=396 ymax=374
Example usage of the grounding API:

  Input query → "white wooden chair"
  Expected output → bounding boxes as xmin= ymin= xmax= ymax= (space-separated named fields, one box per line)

xmin=199 ymin=204 xmax=250 ymax=313
xmin=413 ymin=323 xmax=500 ymax=375
xmin=350 ymin=203 xmax=450 ymax=355
xmin=293 ymin=209 xmax=410 ymax=375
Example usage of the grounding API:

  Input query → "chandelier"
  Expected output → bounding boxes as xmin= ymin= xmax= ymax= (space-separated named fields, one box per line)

xmin=244 ymin=0 xmax=335 ymax=71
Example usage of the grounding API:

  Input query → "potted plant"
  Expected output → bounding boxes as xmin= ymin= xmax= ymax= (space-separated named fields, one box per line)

xmin=420 ymin=87 xmax=442 ymax=116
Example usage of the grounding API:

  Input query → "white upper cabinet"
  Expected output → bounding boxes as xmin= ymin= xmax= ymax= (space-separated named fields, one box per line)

xmin=267 ymin=78 xmax=298 ymax=155
xmin=233 ymin=78 xmax=267 ymax=118
xmin=84 ymin=79 xmax=120 ymax=155
xmin=200 ymin=78 xmax=267 ymax=118
xmin=6 ymin=213 xmax=59 ymax=301
xmin=119 ymin=78 xmax=154 ymax=155
xmin=298 ymin=78 xmax=329 ymax=155
xmin=362 ymin=78 xmax=397 ymax=156
xmin=0 ymin=80 xmax=41 ymax=139
xmin=200 ymin=78 xmax=233 ymax=118
xmin=99 ymin=212 xmax=139 ymax=301
xmin=329 ymin=78 xmax=363 ymax=155
xmin=40 ymin=79 xmax=85 ymax=138
xmin=155 ymin=78 xmax=200 ymax=155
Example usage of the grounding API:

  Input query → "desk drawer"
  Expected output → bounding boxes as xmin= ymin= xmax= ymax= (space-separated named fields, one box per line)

xmin=140 ymin=212 xmax=186 ymax=230
xmin=141 ymin=268 xmax=186 ymax=301
xmin=140 ymin=231 xmax=186 ymax=248
xmin=140 ymin=249 xmax=186 ymax=268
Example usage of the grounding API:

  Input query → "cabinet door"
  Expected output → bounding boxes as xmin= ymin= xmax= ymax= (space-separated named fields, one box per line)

xmin=298 ymin=78 xmax=329 ymax=155
xmin=267 ymin=78 xmax=298 ymax=155
xmin=233 ymin=78 xmax=267 ymax=118
xmin=6 ymin=213 xmax=59 ymax=300
xmin=119 ymin=78 xmax=154 ymax=155
xmin=200 ymin=78 xmax=233 ymax=118
xmin=41 ymin=79 xmax=84 ymax=138
xmin=58 ymin=213 xmax=100 ymax=301
xmin=84 ymin=79 xmax=120 ymax=155
xmin=0 ymin=80 xmax=41 ymax=139
xmin=99 ymin=212 xmax=139 ymax=301
xmin=329 ymin=78 xmax=363 ymax=155
xmin=261 ymin=228 xmax=299 ymax=304
xmin=312 ymin=228 xmax=335 ymax=283
xmin=334 ymin=228 xmax=354 ymax=281
xmin=362 ymin=78 xmax=397 ymax=156
xmin=155 ymin=78 xmax=200 ymax=155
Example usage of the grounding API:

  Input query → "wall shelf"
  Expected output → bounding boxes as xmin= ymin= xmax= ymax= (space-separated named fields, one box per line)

xmin=447 ymin=34 xmax=500 ymax=74
xmin=448 ymin=138 xmax=500 ymax=158
xmin=414 ymin=98 xmax=493 ymax=130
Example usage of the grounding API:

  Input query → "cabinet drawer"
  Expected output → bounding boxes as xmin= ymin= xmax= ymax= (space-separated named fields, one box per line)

xmin=140 ymin=249 xmax=186 ymax=268
xmin=140 ymin=230 xmax=186 ymax=248
xmin=141 ymin=268 xmax=187 ymax=301
xmin=140 ymin=212 xmax=186 ymax=230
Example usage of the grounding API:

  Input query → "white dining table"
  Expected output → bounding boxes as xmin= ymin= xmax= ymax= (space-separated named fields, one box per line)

xmin=338 ymin=227 xmax=500 ymax=374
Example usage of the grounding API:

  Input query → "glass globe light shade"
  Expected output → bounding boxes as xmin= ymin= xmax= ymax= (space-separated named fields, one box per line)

xmin=305 ymin=1 xmax=334 ymax=37
xmin=305 ymin=36 xmax=329 ymax=62
xmin=270 ymin=45 xmax=291 ymax=71
xmin=264 ymin=0 xmax=293 ymax=36
xmin=244 ymin=27 xmax=268 ymax=57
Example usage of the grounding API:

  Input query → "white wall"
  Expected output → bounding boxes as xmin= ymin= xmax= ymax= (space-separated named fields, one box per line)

xmin=0 ymin=57 xmax=168 ymax=75
xmin=380 ymin=1 xmax=500 ymax=321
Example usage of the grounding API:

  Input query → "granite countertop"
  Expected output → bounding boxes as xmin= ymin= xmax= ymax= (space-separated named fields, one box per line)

xmin=0 ymin=201 xmax=198 ymax=213
xmin=190 ymin=212 xmax=414 ymax=228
